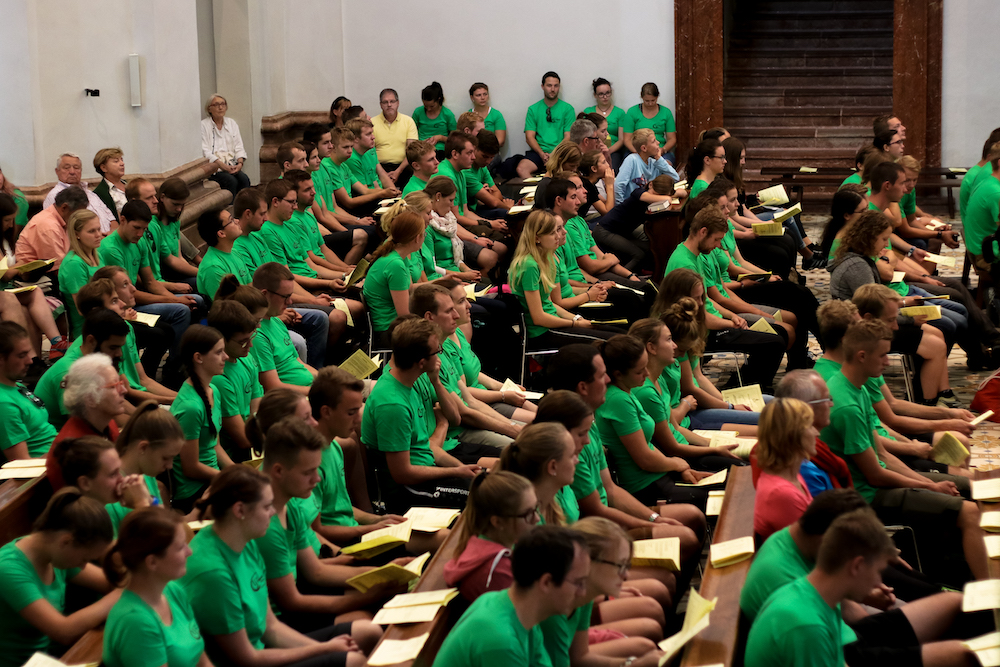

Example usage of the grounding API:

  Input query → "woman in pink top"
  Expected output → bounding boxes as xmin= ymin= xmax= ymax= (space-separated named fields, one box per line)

xmin=753 ymin=398 xmax=818 ymax=539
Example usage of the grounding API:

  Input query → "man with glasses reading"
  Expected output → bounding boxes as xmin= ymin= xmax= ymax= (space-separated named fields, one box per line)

xmin=372 ymin=88 xmax=419 ymax=187
xmin=517 ymin=71 xmax=576 ymax=179
xmin=207 ymin=299 xmax=263 ymax=462
xmin=251 ymin=262 xmax=319 ymax=394
xmin=0 ymin=322 xmax=58 ymax=460
xmin=196 ymin=208 xmax=250 ymax=299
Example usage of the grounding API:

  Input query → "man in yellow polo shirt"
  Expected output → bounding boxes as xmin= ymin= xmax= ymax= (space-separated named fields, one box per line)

xmin=372 ymin=88 xmax=419 ymax=187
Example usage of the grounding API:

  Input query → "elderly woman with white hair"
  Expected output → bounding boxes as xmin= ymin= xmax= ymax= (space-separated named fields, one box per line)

xmin=201 ymin=93 xmax=250 ymax=197
xmin=54 ymin=353 xmax=129 ymax=445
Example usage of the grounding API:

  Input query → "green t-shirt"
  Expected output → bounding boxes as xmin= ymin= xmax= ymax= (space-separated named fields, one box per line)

xmin=169 ymin=381 xmax=222 ymax=500
xmin=525 ymin=99 xmax=576 ymax=153
xmin=570 ymin=420 xmax=609 ymax=506
xmin=433 ymin=589 xmax=553 ymax=667
xmin=105 ymin=475 xmax=161 ymax=536
xmin=444 ymin=329 xmax=485 ymax=390
xmin=564 ymin=216 xmax=597 ymax=264
xmin=0 ymin=539 xmax=82 ymax=665
xmin=634 ymin=376 xmax=689 ymax=446
xmin=414 ymin=373 xmax=461 ymax=451
xmin=745 ymin=576 xmax=844 ymax=667
xmin=156 ymin=218 xmax=182 ymax=261
xmin=557 ymin=243 xmax=585 ymax=283
xmin=233 ymin=233 xmax=277 ymax=276
xmin=402 ymin=174 xmax=429 ymax=196
xmin=0 ymin=383 xmax=58 ymax=458
xmin=689 ymin=178 xmax=709 ymax=199
xmin=13 ymin=190 xmax=28 ymax=229
xmin=555 ymin=485 xmax=580 ymax=524
xmin=60 ymin=251 xmax=102 ymax=338
xmin=960 ymin=162 xmax=987 ymax=221
xmin=141 ymin=217 xmax=165 ymax=282
xmin=594 ymin=385 xmax=663 ymax=493
xmin=360 ymin=370 xmax=435 ymax=492
xmin=841 ymin=172 xmax=863 ymax=188
xmin=469 ymin=107 xmax=507 ymax=134
xmin=197 ymin=245 xmax=252 ymax=299
xmin=741 ymin=527 xmax=810 ymax=620
xmin=33 ymin=338 xmax=84 ymax=428
xmin=699 ymin=248 xmax=731 ymax=299
xmin=215 ymin=356 xmax=264 ymax=457
xmin=437 ymin=160 xmax=469 ymax=215
xmin=181 ymin=526 xmax=269 ymax=652
xmin=510 ymin=255 xmax=558 ymax=338
xmin=314 ymin=439 xmax=359 ymax=527
xmin=322 ymin=157 xmax=355 ymax=196
xmin=291 ymin=209 xmax=326 ymax=256
xmin=583 ymin=105 xmax=626 ymax=140
xmin=464 ymin=165 xmax=495 ymax=211
xmin=103 ymin=582 xmax=204 ymax=667
xmin=900 ymin=188 xmax=916 ymax=218
xmin=412 ymin=106 xmax=457 ymax=151
xmin=820 ymin=371 xmax=886 ymax=502
xmin=121 ymin=322 xmax=146 ymax=392
xmin=98 ymin=229 xmax=144 ymax=284
xmin=660 ymin=362 xmax=691 ymax=429
xmin=721 ymin=220 xmax=741 ymax=267
xmin=345 ymin=148 xmax=381 ymax=190
xmin=426 ymin=226 xmax=462 ymax=272
xmin=966 ymin=174 xmax=1000 ymax=256
xmin=814 ymin=357 xmax=890 ymax=438
xmin=258 ymin=220 xmax=316 ymax=278
xmin=362 ymin=250 xmax=411 ymax=332
xmin=555 ymin=254 xmax=573 ymax=299
xmin=256 ymin=500 xmax=312 ymax=584
xmin=312 ymin=166 xmax=336 ymax=212
xmin=665 ymin=243 xmax=723 ymax=318
xmin=252 ymin=316 xmax=313 ymax=387
xmin=540 ymin=600 xmax=593 ymax=667
xmin=623 ymin=104 xmax=676 ymax=146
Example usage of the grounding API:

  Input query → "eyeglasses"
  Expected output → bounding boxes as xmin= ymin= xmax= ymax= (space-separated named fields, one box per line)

xmin=102 ymin=378 xmax=128 ymax=391
xmin=209 ymin=101 xmax=227 ymax=108
xmin=272 ymin=291 xmax=293 ymax=301
xmin=711 ymin=154 xmax=726 ymax=161
xmin=546 ymin=107 xmax=553 ymax=123
xmin=282 ymin=196 xmax=297 ymax=205
xmin=588 ymin=135 xmax=601 ymax=142
xmin=237 ymin=330 xmax=258 ymax=349
xmin=425 ymin=346 xmax=445 ymax=358
xmin=596 ymin=91 xmax=612 ymax=98
xmin=807 ymin=398 xmax=834 ymax=406
xmin=503 ymin=505 xmax=541 ymax=524
xmin=593 ymin=557 xmax=631 ymax=577
xmin=889 ymin=139 xmax=905 ymax=146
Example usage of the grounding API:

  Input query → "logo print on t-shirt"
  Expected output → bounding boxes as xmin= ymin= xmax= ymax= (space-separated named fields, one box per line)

xmin=251 ymin=571 xmax=265 ymax=591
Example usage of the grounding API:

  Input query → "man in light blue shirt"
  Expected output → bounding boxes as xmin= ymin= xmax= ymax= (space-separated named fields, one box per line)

xmin=615 ymin=127 xmax=679 ymax=202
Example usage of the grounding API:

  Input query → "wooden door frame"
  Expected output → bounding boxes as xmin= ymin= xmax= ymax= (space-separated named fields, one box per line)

xmin=674 ymin=0 xmax=942 ymax=166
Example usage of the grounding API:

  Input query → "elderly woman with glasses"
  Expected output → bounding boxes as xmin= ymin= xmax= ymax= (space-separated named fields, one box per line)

xmin=201 ymin=93 xmax=250 ymax=197
xmin=54 ymin=353 xmax=129 ymax=445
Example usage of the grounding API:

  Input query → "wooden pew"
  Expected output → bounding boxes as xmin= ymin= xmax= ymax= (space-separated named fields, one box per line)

xmin=0 ymin=476 xmax=48 ymax=547
xmin=644 ymin=201 xmax=686 ymax=280
xmin=59 ymin=627 xmax=104 ymax=665
xmin=367 ymin=515 xmax=467 ymax=667
xmin=974 ymin=468 xmax=1000 ymax=579
xmin=680 ymin=465 xmax=756 ymax=667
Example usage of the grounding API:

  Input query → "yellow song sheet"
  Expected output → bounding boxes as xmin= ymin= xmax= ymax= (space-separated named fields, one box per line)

xmin=749 ymin=317 xmax=777 ymax=335
xmin=590 ymin=318 xmax=628 ymax=326
xmin=631 ymin=537 xmax=681 ymax=570
xmin=972 ymin=410 xmax=995 ymax=426
xmin=891 ymin=271 xmax=906 ymax=283
xmin=383 ymin=588 xmax=460 ymax=609
xmin=187 ymin=520 xmax=214 ymax=532
xmin=578 ymin=301 xmax=612 ymax=308
xmin=706 ymin=490 xmax=726 ymax=516
xmin=751 ymin=221 xmax=783 ymax=236
xmin=922 ymin=252 xmax=957 ymax=267
xmin=0 ymin=466 xmax=45 ymax=480
xmin=403 ymin=507 xmax=460 ymax=532
xmin=929 ymin=432 xmax=969 ymax=466
xmin=720 ymin=384 xmax=766 ymax=412
xmin=756 ymin=184 xmax=789 ymax=206
xmin=899 ymin=305 xmax=942 ymax=320
xmin=677 ymin=468 xmax=728 ymax=488
xmin=367 ymin=634 xmax=429 ymax=666
xmin=980 ymin=511 xmax=1000 ymax=532
xmin=340 ymin=349 xmax=382 ymax=380
xmin=502 ymin=378 xmax=543 ymax=401
xmin=709 ymin=535 xmax=755 ymax=568
xmin=372 ymin=602 xmax=442 ymax=625
xmin=346 ymin=552 xmax=431 ymax=593
xmin=133 ymin=311 xmax=160 ymax=327
xmin=799 ymin=166 xmax=818 ymax=173
xmin=341 ymin=520 xmax=412 ymax=558
xmin=657 ymin=590 xmax=717 ymax=665
xmin=973 ymin=478 xmax=1000 ymax=502
xmin=346 ymin=258 xmax=370 ymax=287
xmin=963 ymin=579 xmax=1000 ymax=612
xmin=987 ymin=535 xmax=1000 ymax=560
xmin=5 ymin=285 xmax=37 ymax=294
xmin=1 ymin=458 xmax=47 ymax=469
xmin=736 ymin=272 xmax=771 ymax=282
xmin=772 ymin=202 xmax=803 ymax=225
xmin=507 ymin=204 xmax=533 ymax=215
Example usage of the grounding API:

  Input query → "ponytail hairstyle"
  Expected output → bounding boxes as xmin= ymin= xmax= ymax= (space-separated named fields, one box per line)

xmin=33 ymin=487 xmax=114 ymax=547
xmin=50 ymin=436 xmax=115 ymax=491
xmin=628 ymin=317 xmax=667 ymax=351
xmin=372 ymin=209 xmax=425 ymax=262
xmin=822 ymin=188 xmax=866 ymax=257
xmin=103 ymin=507 xmax=183 ymax=586
xmin=572 ymin=516 xmax=632 ymax=561
xmin=245 ymin=388 xmax=308 ymax=454
xmin=579 ymin=150 xmax=603 ymax=179
xmin=497 ymin=422 xmax=572 ymax=526
xmin=194 ymin=464 xmax=269 ymax=520
xmin=424 ymin=174 xmax=458 ymax=200
xmin=596 ymin=335 xmax=645 ymax=387
xmin=686 ymin=138 xmax=722 ymax=182
xmin=535 ymin=390 xmax=593 ymax=431
xmin=721 ymin=137 xmax=746 ymax=193
xmin=214 ymin=275 xmax=268 ymax=314
xmin=115 ymin=399 xmax=185 ymax=456
xmin=456 ymin=471 xmax=533 ymax=553
xmin=421 ymin=81 xmax=445 ymax=106
xmin=179 ymin=325 xmax=224 ymax=438
xmin=661 ymin=295 xmax=707 ymax=357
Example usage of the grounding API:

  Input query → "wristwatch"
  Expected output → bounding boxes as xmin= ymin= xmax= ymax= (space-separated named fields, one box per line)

xmin=906 ymin=247 xmax=916 ymax=257
xmin=573 ymin=314 xmax=583 ymax=322
xmin=648 ymin=512 xmax=660 ymax=522
xmin=936 ymin=230 xmax=943 ymax=239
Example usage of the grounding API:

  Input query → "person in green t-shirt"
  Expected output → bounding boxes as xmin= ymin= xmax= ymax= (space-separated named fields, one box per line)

xmin=464 ymin=130 xmax=514 ymax=216
xmin=149 ymin=178 xmax=201 ymax=288
xmin=622 ymin=82 xmax=676 ymax=158
xmin=894 ymin=156 xmax=961 ymax=252
xmin=361 ymin=210 xmax=423 ymax=336
xmin=439 ymin=132 xmax=510 ymax=241
xmin=516 ymin=71 xmax=575 ymax=179
xmin=960 ymin=132 xmax=1000 ymax=221
xmin=433 ymin=525 xmax=589 ymax=667
xmin=208 ymin=299 xmax=264 ymax=460
xmin=115 ymin=399 xmax=184 ymax=510
xmin=585 ymin=78 xmax=626 ymax=168
xmin=257 ymin=417 xmax=394 ymax=634
xmin=966 ymin=161 xmax=1000 ymax=265
xmin=400 ymin=139 xmax=440 ymax=196
xmin=326 ymin=126 xmax=398 ymax=218
xmin=0 ymin=489 xmax=117 ymax=667
xmin=282 ymin=169 xmax=359 ymax=284
xmin=412 ymin=83 xmax=457 ymax=152
xmin=685 ymin=138 xmax=726 ymax=199
xmin=0 ymin=321 xmax=59 ymax=459
xmin=181 ymin=466 xmax=367 ymax=666
xmin=360 ymin=317 xmax=480 ymax=514
xmin=195 ymin=208 xmax=252 ymax=299
xmin=102 ymin=508 xmax=210 ymax=667
xmin=60 ymin=209 xmax=104 ymax=339
xmin=469 ymin=82 xmax=508 ymax=149
xmin=169 ymin=325 xmax=233 ymax=512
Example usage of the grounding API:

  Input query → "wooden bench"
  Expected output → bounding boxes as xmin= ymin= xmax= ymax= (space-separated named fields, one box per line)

xmin=645 ymin=201 xmax=686 ymax=280
xmin=680 ymin=465 xmax=756 ymax=667
xmin=974 ymin=468 xmax=1000 ymax=579
xmin=0 ymin=476 xmax=48 ymax=547
xmin=366 ymin=515 xmax=467 ymax=667
xmin=59 ymin=627 xmax=103 ymax=665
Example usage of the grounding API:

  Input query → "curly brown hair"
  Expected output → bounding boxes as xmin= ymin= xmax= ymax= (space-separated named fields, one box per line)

xmin=836 ymin=210 xmax=891 ymax=260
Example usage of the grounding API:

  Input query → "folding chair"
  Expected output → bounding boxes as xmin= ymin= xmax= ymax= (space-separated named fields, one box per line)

xmin=518 ymin=312 xmax=561 ymax=386
xmin=360 ymin=292 xmax=392 ymax=358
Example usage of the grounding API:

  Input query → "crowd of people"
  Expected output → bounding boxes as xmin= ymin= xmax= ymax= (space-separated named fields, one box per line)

xmin=0 ymin=71 xmax=996 ymax=667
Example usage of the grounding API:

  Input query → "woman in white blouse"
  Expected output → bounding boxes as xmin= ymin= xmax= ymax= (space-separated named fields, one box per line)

xmin=201 ymin=94 xmax=250 ymax=197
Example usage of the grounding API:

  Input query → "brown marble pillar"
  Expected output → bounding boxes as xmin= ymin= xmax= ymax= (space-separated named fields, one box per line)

xmin=675 ymin=0 xmax=725 ymax=168
xmin=893 ymin=0 xmax=943 ymax=166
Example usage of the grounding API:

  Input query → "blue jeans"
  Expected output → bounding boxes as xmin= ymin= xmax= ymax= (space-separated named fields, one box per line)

xmin=292 ymin=308 xmax=329 ymax=369
xmin=688 ymin=395 xmax=773 ymax=430
xmin=756 ymin=210 xmax=806 ymax=250
xmin=906 ymin=285 xmax=968 ymax=347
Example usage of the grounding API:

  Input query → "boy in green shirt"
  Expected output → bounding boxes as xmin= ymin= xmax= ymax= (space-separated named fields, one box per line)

xmin=250 ymin=262 xmax=319 ymax=393
xmin=516 ymin=71 xmax=575 ymax=179
xmin=207 ymin=299 xmax=263 ymax=461
xmin=465 ymin=129 xmax=514 ymax=217
xmin=438 ymin=132 xmax=509 ymax=241
xmin=433 ymin=526 xmax=589 ymax=667
xmin=959 ymin=133 xmax=1000 ymax=220
xmin=325 ymin=126 xmax=397 ymax=218
xmin=400 ymin=139 xmax=439 ymax=195
xmin=0 ymin=321 xmax=58 ymax=459
xmin=196 ymin=208 xmax=251 ymax=299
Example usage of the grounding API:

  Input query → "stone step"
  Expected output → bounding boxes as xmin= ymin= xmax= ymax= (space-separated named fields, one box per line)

xmin=727 ymin=48 xmax=892 ymax=69
xmin=737 ymin=10 xmax=892 ymax=31
xmin=729 ymin=126 xmax=872 ymax=149
xmin=725 ymin=66 xmax=892 ymax=88
xmin=725 ymin=105 xmax=886 ymax=127
xmin=725 ymin=87 xmax=892 ymax=108
xmin=730 ymin=29 xmax=893 ymax=50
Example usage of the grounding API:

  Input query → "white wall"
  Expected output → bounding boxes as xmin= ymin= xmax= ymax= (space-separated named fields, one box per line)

xmin=941 ymin=0 xmax=1000 ymax=167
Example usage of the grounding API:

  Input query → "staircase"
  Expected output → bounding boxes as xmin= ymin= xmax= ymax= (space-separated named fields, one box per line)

xmin=724 ymin=0 xmax=893 ymax=211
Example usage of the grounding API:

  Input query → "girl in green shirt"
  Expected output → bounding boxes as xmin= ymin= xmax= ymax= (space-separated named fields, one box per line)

xmin=0 ymin=489 xmax=117 ymax=667
xmin=171 ymin=325 xmax=233 ymax=513
xmin=61 ymin=209 xmax=104 ymax=339
xmin=380 ymin=196 xmax=436 ymax=283
xmin=181 ymin=466 xmax=366 ymax=667
xmin=362 ymin=207 xmax=425 ymax=343
xmin=495 ymin=422 xmax=578 ymax=526
xmin=116 ymin=400 xmax=187 ymax=514
xmin=684 ymin=138 xmax=726 ymax=199
xmin=585 ymin=77 xmax=626 ymax=169
xmin=623 ymin=82 xmax=676 ymax=158
xmin=413 ymin=82 xmax=456 ymax=152
xmin=425 ymin=176 xmax=484 ymax=280
xmin=469 ymin=83 xmax=507 ymax=149
xmin=102 ymin=508 xmax=211 ymax=667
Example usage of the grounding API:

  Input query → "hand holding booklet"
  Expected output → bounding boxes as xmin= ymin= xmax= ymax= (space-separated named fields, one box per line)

xmin=341 ymin=520 xmax=412 ymax=558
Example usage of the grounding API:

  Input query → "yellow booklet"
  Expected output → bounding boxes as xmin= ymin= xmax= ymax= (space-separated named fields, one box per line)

xmin=657 ymin=590 xmax=716 ymax=664
xmin=5 ymin=285 xmax=37 ymax=294
xmin=647 ymin=278 xmax=659 ymax=293
xmin=963 ymin=579 xmax=1000 ymax=612
xmin=0 ymin=465 xmax=46 ymax=480
xmin=346 ymin=551 xmax=431 ymax=593
xmin=378 ymin=197 xmax=400 ymax=207
xmin=771 ymin=202 xmax=802 ymax=225
xmin=1 ymin=458 xmax=47 ymax=469
xmin=631 ymin=537 xmax=681 ymax=570
xmin=709 ymin=535 xmax=755 ymax=568
xmin=731 ymin=438 xmax=758 ymax=459
xmin=965 ymin=631 xmax=1000 ymax=652
xmin=374 ymin=206 xmax=390 ymax=216
xmin=187 ymin=520 xmax=214 ymax=533
xmin=677 ymin=468 xmax=728 ymax=487
xmin=507 ymin=204 xmax=533 ymax=215
xmin=502 ymin=377 xmax=543 ymax=401
xmin=15 ymin=258 xmax=56 ymax=273
xmin=927 ymin=219 xmax=948 ymax=230
xmin=949 ymin=167 xmax=969 ymax=174
xmin=372 ymin=601 xmax=442 ymax=625
xmin=23 ymin=652 xmax=97 ymax=667
xmin=590 ymin=318 xmax=628 ymax=326
xmin=899 ymin=305 xmax=942 ymax=320
xmin=749 ymin=317 xmax=777 ymax=335
xmin=523 ymin=176 xmax=543 ymax=183
xmin=929 ymin=432 xmax=969 ymax=467
xmin=578 ymin=301 xmax=611 ymax=309
xmin=922 ymin=252 xmax=957 ymax=267
xmin=751 ymin=221 xmax=783 ymax=236
xmin=340 ymin=349 xmax=382 ymax=380
xmin=346 ymin=258 xmax=370 ymax=287
xmin=382 ymin=587 xmax=460 ymax=609
xmin=891 ymin=271 xmax=906 ymax=283
xmin=987 ymin=535 xmax=1000 ymax=560
xmin=756 ymin=184 xmax=789 ymax=206
xmin=799 ymin=166 xmax=818 ymax=173
xmin=342 ymin=520 xmax=412 ymax=558
xmin=519 ymin=185 xmax=538 ymax=195
xmin=403 ymin=507 xmax=460 ymax=532
xmin=736 ymin=271 xmax=771 ymax=282
xmin=693 ymin=430 xmax=739 ymax=439
xmin=463 ymin=284 xmax=492 ymax=301
xmin=973 ymin=478 xmax=1000 ymax=502
xmin=673 ymin=180 xmax=688 ymax=191
xmin=132 ymin=311 xmax=160 ymax=327
xmin=367 ymin=633 xmax=429 ymax=667
xmin=706 ymin=490 xmax=726 ymax=516
xmin=721 ymin=384 xmax=766 ymax=412
xmin=971 ymin=410 xmax=995 ymax=426
xmin=979 ymin=511 xmax=1000 ymax=531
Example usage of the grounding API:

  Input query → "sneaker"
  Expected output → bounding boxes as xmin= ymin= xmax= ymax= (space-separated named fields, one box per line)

xmin=48 ymin=337 xmax=70 ymax=362
xmin=801 ymin=255 xmax=828 ymax=271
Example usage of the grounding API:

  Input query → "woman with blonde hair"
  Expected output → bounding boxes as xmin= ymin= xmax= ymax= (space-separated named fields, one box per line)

xmin=752 ymin=398 xmax=817 ymax=539
xmin=380 ymin=193 xmax=437 ymax=282
xmin=201 ymin=93 xmax=249 ymax=197
xmin=60 ymin=209 xmax=104 ymax=338
xmin=544 ymin=141 xmax=583 ymax=177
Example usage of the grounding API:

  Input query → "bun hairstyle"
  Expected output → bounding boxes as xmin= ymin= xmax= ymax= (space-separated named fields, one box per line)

xmin=115 ymin=400 xmax=185 ymax=456
xmin=595 ymin=334 xmax=645 ymax=385
xmin=686 ymin=138 xmax=722 ymax=182
xmin=214 ymin=275 xmax=268 ymax=313
xmin=497 ymin=422 xmax=572 ymax=526
xmin=421 ymin=81 xmax=445 ymax=105
xmin=103 ymin=507 xmax=183 ymax=585
xmin=50 ymin=436 xmax=114 ymax=491
xmin=33 ymin=487 xmax=114 ymax=547
xmin=661 ymin=295 xmax=707 ymax=356
xmin=194 ymin=464 xmax=269 ymax=520
xmin=456 ymin=471 xmax=533 ymax=553
xmin=245 ymin=388 xmax=307 ymax=454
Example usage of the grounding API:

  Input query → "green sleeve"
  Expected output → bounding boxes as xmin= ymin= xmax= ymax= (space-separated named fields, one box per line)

xmin=525 ymin=105 xmax=539 ymax=133
xmin=828 ymin=405 xmax=873 ymax=457
xmin=375 ymin=400 xmax=416 ymax=453
xmin=256 ymin=518 xmax=296 ymax=580
xmin=251 ymin=329 xmax=277 ymax=373
xmin=634 ymin=384 xmax=669 ymax=423
xmin=519 ymin=261 xmax=541 ymax=292
xmin=59 ymin=256 xmax=91 ymax=296
xmin=212 ymin=374 xmax=242 ymax=419
xmin=602 ymin=391 xmax=643 ymax=437
xmin=107 ymin=605 xmax=168 ymax=667
xmin=97 ymin=241 xmax=123 ymax=269
xmin=622 ymin=107 xmax=637 ymax=133
xmin=386 ymin=257 xmax=412 ymax=291
xmin=493 ymin=110 xmax=507 ymax=131
xmin=1 ymin=556 xmax=49 ymax=611
xmin=172 ymin=397 xmax=207 ymax=441
xmin=664 ymin=108 xmax=676 ymax=132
